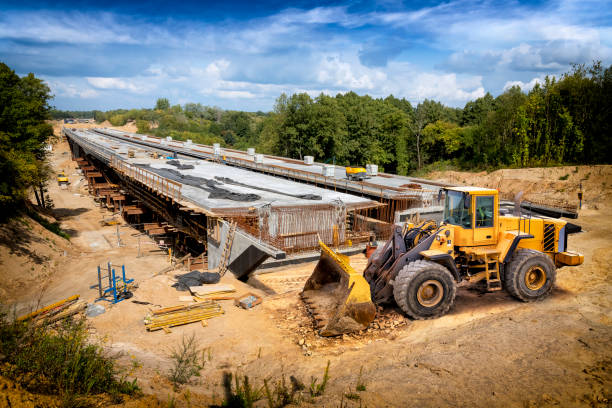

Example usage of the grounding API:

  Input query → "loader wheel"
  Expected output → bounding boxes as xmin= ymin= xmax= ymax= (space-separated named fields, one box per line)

xmin=393 ymin=260 xmax=457 ymax=319
xmin=505 ymin=249 xmax=556 ymax=302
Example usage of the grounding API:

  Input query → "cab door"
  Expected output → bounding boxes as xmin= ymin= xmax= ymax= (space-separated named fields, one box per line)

xmin=473 ymin=194 xmax=498 ymax=245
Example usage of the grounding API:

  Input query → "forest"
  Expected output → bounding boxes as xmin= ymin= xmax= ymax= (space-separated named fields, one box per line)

xmin=54 ymin=62 xmax=610 ymax=175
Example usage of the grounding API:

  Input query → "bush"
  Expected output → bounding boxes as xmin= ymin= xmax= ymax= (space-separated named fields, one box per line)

xmin=168 ymin=334 xmax=204 ymax=388
xmin=135 ymin=120 xmax=151 ymax=133
xmin=0 ymin=312 xmax=139 ymax=400
xmin=108 ymin=114 xmax=128 ymax=126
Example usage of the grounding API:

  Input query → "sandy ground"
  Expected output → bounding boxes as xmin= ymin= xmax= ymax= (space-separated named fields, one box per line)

xmin=1 ymin=131 xmax=610 ymax=407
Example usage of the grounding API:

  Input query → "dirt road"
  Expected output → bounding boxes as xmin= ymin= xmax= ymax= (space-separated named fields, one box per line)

xmin=1 ymin=133 xmax=610 ymax=407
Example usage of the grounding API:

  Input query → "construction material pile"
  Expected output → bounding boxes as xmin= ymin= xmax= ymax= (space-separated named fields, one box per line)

xmin=17 ymin=295 xmax=87 ymax=326
xmin=144 ymin=300 xmax=224 ymax=332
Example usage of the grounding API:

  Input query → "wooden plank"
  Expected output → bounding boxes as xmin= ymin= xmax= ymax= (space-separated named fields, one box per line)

xmin=279 ymin=231 xmax=318 ymax=238
xmin=86 ymin=172 xmax=103 ymax=178
xmin=125 ymin=209 xmax=145 ymax=215
xmin=81 ymin=166 xmax=96 ymax=171
xmin=111 ymin=195 xmax=126 ymax=201
xmin=148 ymin=227 xmax=167 ymax=235
xmin=143 ymin=223 xmax=165 ymax=231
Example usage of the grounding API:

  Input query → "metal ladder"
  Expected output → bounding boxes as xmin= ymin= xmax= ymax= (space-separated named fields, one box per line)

xmin=218 ymin=222 xmax=237 ymax=276
xmin=484 ymin=252 xmax=502 ymax=291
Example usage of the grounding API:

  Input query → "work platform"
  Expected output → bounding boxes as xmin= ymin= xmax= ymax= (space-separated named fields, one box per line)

xmin=87 ymin=127 xmax=443 ymax=221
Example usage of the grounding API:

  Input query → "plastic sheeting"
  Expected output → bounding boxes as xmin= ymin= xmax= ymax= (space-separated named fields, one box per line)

xmin=172 ymin=270 xmax=221 ymax=291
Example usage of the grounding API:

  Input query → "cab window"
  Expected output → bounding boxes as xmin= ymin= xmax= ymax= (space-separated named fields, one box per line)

xmin=475 ymin=196 xmax=494 ymax=227
xmin=443 ymin=190 xmax=472 ymax=228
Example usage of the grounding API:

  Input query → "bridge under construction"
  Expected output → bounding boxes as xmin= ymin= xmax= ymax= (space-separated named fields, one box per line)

xmin=63 ymin=127 xmax=442 ymax=279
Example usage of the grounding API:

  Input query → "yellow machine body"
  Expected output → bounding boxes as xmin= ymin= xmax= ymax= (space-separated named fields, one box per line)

xmin=57 ymin=171 xmax=69 ymax=184
xmin=345 ymin=166 xmax=367 ymax=181
xmin=439 ymin=186 xmax=583 ymax=268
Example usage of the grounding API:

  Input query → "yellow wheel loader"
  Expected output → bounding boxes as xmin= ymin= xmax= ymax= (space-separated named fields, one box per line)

xmin=57 ymin=171 xmax=69 ymax=185
xmin=302 ymin=186 xmax=584 ymax=336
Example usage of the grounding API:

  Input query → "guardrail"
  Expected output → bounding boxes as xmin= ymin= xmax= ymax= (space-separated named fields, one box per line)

xmin=110 ymin=155 xmax=182 ymax=201
xmin=91 ymin=128 xmax=435 ymax=201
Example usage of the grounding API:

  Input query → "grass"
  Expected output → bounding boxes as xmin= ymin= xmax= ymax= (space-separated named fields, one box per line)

xmin=309 ymin=360 xmax=330 ymax=397
xmin=218 ymin=362 xmax=334 ymax=407
xmin=26 ymin=208 xmax=71 ymax=240
xmin=355 ymin=366 xmax=366 ymax=392
xmin=344 ymin=392 xmax=360 ymax=400
xmin=559 ymin=174 xmax=570 ymax=180
xmin=409 ymin=160 xmax=460 ymax=178
xmin=263 ymin=374 xmax=304 ymax=408
xmin=168 ymin=334 xmax=205 ymax=388
xmin=220 ymin=372 xmax=263 ymax=408
xmin=0 ymin=311 xmax=139 ymax=404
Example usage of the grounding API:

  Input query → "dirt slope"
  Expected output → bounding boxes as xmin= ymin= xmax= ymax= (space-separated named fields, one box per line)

xmin=428 ymin=165 xmax=612 ymax=210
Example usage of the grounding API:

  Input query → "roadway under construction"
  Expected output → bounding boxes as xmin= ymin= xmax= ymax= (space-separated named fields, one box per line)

xmin=62 ymin=127 xmax=443 ymax=279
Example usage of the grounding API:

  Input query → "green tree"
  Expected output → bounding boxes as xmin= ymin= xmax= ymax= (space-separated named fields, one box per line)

xmin=155 ymin=97 xmax=170 ymax=110
xmin=0 ymin=63 xmax=54 ymax=215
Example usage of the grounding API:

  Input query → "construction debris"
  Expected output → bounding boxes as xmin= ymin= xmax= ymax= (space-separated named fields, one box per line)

xmin=85 ymin=303 xmax=106 ymax=317
xmin=144 ymin=300 xmax=224 ymax=332
xmin=235 ymin=293 xmax=262 ymax=309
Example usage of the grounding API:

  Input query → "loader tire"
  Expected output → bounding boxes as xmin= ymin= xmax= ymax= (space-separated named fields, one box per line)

xmin=505 ymin=249 xmax=556 ymax=302
xmin=393 ymin=260 xmax=456 ymax=320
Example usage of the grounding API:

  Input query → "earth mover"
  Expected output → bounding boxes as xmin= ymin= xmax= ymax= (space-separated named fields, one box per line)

xmin=301 ymin=186 xmax=584 ymax=336
xmin=57 ymin=171 xmax=69 ymax=185
xmin=345 ymin=166 xmax=367 ymax=181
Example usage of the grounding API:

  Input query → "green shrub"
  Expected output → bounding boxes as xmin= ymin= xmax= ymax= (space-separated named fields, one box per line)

xmin=168 ymin=334 xmax=204 ymax=388
xmin=559 ymin=174 xmax=569 ymax=180
xmin=108 ymin=114 xmax=127 ymax=126
xmin=135 ymin=120 xmax=151 ymax=133
xmin=0 ymin=312 xmax=139 ymax=399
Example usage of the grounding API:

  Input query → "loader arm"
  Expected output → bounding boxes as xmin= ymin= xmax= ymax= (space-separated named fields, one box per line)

xmin=364 ymin=222 xmax=439 ymax=304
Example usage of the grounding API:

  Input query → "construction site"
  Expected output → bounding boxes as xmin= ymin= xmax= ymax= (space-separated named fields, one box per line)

xmin=1 ymin=121 xmax=611 ymax=407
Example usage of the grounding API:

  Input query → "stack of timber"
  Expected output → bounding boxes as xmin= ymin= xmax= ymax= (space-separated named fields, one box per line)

xmin=17 ymin=295 xmax=87 ymax=326
xmin=144 ymin=300 xmax=224 ymax=332
xmin=191 ymin=284 xmax=236 ymax=300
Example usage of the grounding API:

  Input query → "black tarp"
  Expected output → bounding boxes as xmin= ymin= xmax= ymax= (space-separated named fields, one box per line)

xmin=171 ymin=270 xmax=221 ymax=291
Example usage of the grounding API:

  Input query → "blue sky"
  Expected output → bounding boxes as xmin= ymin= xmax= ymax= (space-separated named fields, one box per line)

xmin=1 ymin=0 xmax=610 ymax=111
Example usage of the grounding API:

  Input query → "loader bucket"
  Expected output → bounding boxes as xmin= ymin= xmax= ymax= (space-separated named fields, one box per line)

xmin=301 ymin=241 xmax=376 ymax=336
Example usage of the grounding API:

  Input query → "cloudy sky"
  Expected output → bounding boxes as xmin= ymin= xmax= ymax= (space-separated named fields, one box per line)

xmin=1 ymin=0 xmax=610 ymax=111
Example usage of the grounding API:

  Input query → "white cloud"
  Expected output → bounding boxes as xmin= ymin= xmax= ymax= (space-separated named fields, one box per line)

xmin=5 ymin=0 xmax=608 ymax=110
xmin=46 ymin=79 xmax=99 ymax=99
xmin=316 ymin=55 xmax=385 ymax=89
xmin=86 ymin=77 xmax=151 ymax=93
xmin=0 ymin=11 xmax=139 ymax=44
xmin=503 ymin=77 xmax=544 ymax=91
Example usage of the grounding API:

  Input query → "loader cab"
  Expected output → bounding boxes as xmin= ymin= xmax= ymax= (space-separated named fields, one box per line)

xmin=442 ymin=187 xmax=499 ymax=246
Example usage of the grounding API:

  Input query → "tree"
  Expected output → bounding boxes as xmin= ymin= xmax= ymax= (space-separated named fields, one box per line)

xmin=0 ymin=63 xmax=54 ymax=215
xmin=155 ymin=97 xmax=170 ymax=110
